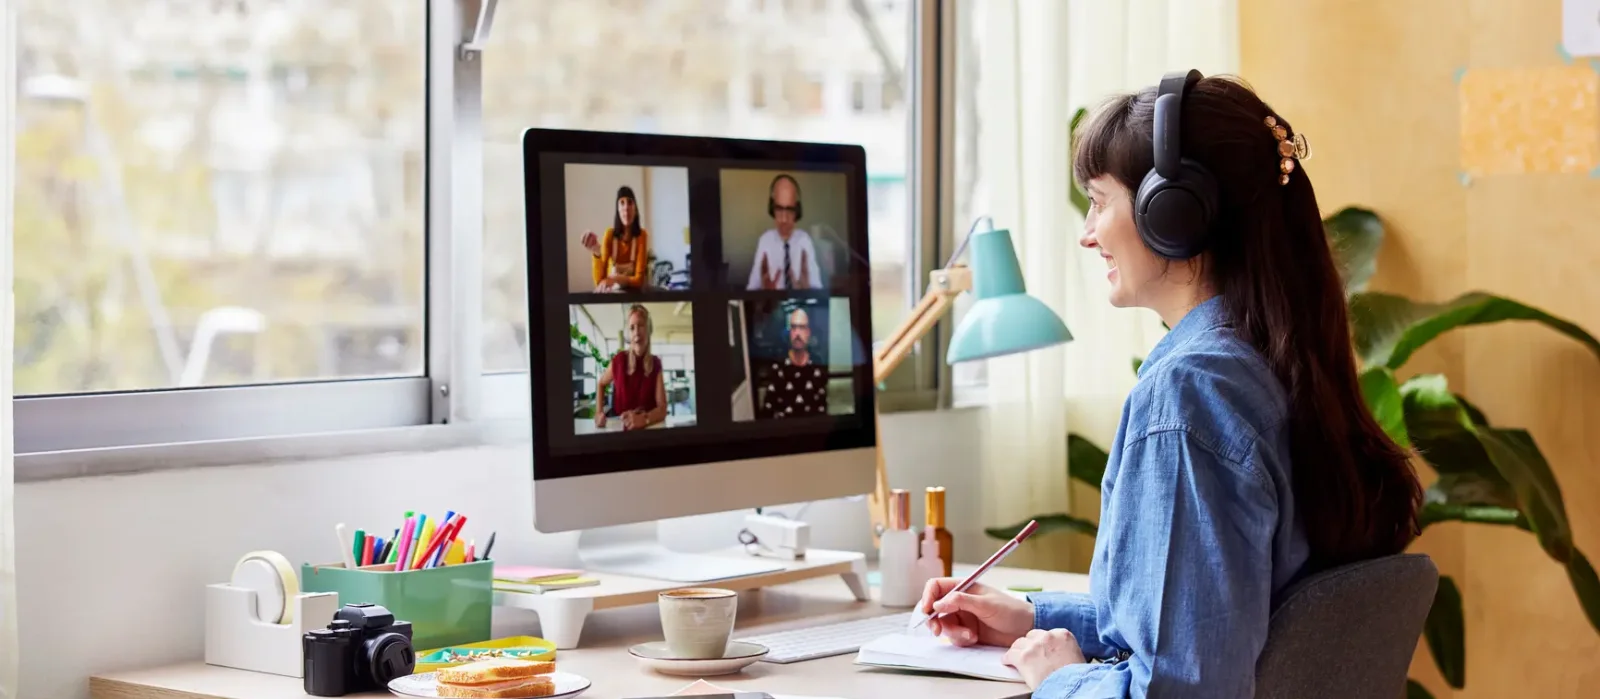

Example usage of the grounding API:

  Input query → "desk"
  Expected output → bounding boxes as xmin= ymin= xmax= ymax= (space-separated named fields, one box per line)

xmin=90 ymin=565 xmax=1088 ymax=699
xmin=573 ymin=415 xmax=697 ymax=435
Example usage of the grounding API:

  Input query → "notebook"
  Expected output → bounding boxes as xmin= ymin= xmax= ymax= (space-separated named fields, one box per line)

xmin=494 ymin=576 xmax=601 ymax=593
xmin=492 ymin=565 xmax=584 ymax=583
xmin=854 ymin=633 xmax=1024 ymax=683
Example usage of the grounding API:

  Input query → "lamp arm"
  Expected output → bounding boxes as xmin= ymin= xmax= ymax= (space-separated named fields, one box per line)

xmin=866 ymin=266 xmax=974 ymax=543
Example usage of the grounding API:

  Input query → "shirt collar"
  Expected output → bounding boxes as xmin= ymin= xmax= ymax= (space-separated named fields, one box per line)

xmin=1138 ymin=295 xmax=1229 ymax=377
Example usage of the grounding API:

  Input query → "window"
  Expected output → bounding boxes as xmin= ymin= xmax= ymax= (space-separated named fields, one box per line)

xmin=13 ymin=0 xmax=428 ymax=454
xmin=482 ymin=1 xmax=918 ymax=379
xmin=13 ymin=1 xmax=426 ymax=395
xmin=11 ymin=0 xmax=943 ymax=465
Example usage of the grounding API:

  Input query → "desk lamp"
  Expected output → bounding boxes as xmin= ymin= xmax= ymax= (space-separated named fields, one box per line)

xmin=868 ymin=217 xmax=1073 ymax=538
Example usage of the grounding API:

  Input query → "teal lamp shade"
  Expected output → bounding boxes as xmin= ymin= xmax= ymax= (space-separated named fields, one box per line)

xmin=946 ymin=228 xmax=1073 ymax=363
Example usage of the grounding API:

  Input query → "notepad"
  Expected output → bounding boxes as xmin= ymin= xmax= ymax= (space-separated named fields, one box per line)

xmin=854 ymin=633 xmax=1024 ymax=683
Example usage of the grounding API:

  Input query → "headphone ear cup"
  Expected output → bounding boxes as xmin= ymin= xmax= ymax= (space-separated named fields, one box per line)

xmin=1133 ymin=159 xmax=1219 ymax=259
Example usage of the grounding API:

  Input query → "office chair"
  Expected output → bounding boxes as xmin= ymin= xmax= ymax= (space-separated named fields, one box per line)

xmin=1255 ymin=553 xmax=1438 ymax=699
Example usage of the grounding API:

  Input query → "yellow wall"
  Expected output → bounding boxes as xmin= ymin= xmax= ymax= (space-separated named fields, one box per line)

xmin=1241 ymin=1 xmax=1600 ymax=696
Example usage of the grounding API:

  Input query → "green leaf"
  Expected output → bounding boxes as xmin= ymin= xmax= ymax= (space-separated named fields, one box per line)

xmin=1349 ymin=291 xmax=1600 ymax=371
xmin=1423 ymin=575 xmax=1465 ymax=689
xmin=1406 ymin=679 xmax=1436 ymax=699
xmin=1131 ymin=356 xmax=1144 ymax=375
xmin=1476 ymin=427 xmax=1573 ymax=562
xmin=1323 ymin=206 xmax=1384 ymax=295
xmin=1418 ymin=502 xmax=1528 ymax=530
xmin=1358 ymin=366 xmax=1410 ymax=448
xmin=1067 ymin=433 xmax=1108 ymax=490
xmin=985 ymin=514 xmax=1099 ymax=541
xmin=1401 ymin=375 xmax=1498 ymax=477
xmin=1068 ymin=107 xmax=1090 ymax=218
xmin=1565 ymin=549 xmax=1600 ymax=635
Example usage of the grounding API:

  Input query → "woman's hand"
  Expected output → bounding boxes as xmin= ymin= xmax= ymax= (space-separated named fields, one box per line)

xmin=918 ymin=578 xmax=1034 ymax=648
xmin=594 ymin=409 xmax=607 ymax=429
xmin=1003 ymin=629 xmax=1087 ymax=690
xmin=621 ymin=410 xmax=647 ymax=430
xmin=581 ymin=230 xmax=601 ymax=257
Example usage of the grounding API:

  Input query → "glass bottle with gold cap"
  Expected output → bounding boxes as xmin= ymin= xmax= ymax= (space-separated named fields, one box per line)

xmin=925 ymin=486 xmax=954 ymax=577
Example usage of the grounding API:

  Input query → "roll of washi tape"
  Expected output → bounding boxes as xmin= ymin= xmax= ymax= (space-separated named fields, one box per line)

xmin=232 ymin=551 xmax=300 ymax=625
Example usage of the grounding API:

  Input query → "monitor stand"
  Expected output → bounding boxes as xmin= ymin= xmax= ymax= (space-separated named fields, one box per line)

xmin=575 ymin=522 xmax=787 ymax=583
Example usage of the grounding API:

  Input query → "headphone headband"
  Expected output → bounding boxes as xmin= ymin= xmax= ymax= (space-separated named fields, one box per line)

xmin=1153 ymin=70 xmax=1201 ymax=180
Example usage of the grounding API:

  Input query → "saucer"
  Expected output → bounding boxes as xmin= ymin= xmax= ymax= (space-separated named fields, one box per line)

xmin=388 ymin=670 xmax=590 ymax=698
xmin=628 ymin=641 xmax=769 ymax=676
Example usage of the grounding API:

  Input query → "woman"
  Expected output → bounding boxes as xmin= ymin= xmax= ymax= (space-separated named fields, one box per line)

xmin=917 ymin=73 xmax=1421 ymax=697
xmin=586 ymin=186 xmax=651 ymax=292
xmin=594 ymin=304 xmax=667 ymax=431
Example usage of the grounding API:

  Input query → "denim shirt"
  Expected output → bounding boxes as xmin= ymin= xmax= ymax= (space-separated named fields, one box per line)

xmin=1030 ymin=296 xmax=1310 ymax=698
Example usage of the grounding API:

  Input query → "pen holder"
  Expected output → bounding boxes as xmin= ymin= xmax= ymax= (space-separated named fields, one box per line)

xmin=300 ymin=560 xmax=494 ymax=649
xmin=204 ymin=583 xmax=339 ymax=677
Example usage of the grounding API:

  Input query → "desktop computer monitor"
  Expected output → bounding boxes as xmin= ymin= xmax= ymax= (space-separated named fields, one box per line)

xmin=522 ymin=128 xmax=878 ymax=580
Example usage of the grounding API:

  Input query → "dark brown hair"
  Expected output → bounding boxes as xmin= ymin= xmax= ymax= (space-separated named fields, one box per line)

xmin=1073 ymin=75 xmax=1421 ymax=571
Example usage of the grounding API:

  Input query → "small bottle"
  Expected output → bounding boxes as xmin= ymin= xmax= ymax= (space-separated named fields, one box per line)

xmin=878 ymin=489 xmax=921 ymax=608
xmin=926 ymin=486 xmax=954 ymax=578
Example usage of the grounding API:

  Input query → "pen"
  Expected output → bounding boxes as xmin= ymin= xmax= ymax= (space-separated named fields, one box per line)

xmin=907 ymin=519 xmax=1040 ymax=631
xmin=388 ymin=515 xmax=409 ymax=569
xmin=481 ymin=532 xmax=497 ymax=561
xmin=353 ymin=529 xmax=367 ymax=568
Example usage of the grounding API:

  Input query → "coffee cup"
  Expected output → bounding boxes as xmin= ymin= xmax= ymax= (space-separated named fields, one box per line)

xmin=658 ymin=588 xmax=738 ymax=659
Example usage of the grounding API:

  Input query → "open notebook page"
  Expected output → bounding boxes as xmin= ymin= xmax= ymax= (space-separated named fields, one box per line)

xmin=854 ymin=633 xmax=1024 ymax=683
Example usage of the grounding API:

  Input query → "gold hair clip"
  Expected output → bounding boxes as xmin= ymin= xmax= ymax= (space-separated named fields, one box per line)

xmin=1264 ymin=115 xmax=1311 ymax=185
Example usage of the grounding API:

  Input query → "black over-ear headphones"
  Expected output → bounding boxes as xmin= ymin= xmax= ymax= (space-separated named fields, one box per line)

xmin=1133 ymin=69 xmax=1220 ymax=260
xmin=767 ymin=174 xmax=803 ymax=221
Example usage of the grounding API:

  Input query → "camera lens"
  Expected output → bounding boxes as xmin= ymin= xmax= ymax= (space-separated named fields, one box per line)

xmin=362 ymin=631 xmax=416 ymax=685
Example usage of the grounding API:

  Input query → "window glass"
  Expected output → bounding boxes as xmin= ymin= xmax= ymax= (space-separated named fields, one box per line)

xmin=12 ymin=1 xmax=427 ymax=393
xmin=482 ymin=0 xmax=914 ymax=373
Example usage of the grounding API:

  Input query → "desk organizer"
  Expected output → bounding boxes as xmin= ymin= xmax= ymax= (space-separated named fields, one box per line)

xmin=300 ymin=560 xmax=494 ymax=649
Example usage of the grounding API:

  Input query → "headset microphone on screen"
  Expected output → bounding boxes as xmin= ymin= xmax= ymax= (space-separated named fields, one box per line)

xmin=1134 ymin=69 xmax=1220 ymax=260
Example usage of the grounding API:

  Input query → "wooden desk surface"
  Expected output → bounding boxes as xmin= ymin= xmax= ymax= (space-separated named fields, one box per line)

xmin=91 ymin=565 xmax=1089 ymax=699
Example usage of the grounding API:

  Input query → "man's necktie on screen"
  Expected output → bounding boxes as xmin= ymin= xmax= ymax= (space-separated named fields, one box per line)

xmin=782 ymin=241 xmax=792 ymax=290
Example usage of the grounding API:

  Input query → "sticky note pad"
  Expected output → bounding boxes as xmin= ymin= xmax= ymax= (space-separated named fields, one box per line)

xmin=1458 ymin=65 xmax=1600 ymax=176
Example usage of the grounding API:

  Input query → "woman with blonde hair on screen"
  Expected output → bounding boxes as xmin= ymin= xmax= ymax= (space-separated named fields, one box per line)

xmin=584 ymin=186 xmax=651 ymax=292
xmin=594 ymin=304 xmax=667 ymax=431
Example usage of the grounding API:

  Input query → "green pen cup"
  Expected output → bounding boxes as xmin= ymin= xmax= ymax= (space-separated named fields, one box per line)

xmin=300 ymin=560 xmax=494 ymax=650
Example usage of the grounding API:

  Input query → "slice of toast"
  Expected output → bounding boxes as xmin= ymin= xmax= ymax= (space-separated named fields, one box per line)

xmin=436 ymin=675 xmax=556 ymax=698
xmin=435 ymin=658 xmax=556 ymax=685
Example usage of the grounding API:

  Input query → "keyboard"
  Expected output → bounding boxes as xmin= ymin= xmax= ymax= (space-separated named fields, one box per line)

xmin=735 ymin=612 xmax=913 ymax=664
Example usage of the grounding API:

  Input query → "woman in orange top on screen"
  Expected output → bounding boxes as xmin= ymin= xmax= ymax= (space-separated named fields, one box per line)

xmin=595 ymin=304 xmax=667 ymax=431
xmin=585 ymin=186 xmax=651 ymax=292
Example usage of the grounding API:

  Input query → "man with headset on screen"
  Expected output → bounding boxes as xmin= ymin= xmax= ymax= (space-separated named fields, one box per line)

xmin=746 ymin=173 xmax=824 ymax=290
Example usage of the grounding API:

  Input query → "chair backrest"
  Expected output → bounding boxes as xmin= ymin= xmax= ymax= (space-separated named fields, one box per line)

xmin=1255 ymin=553 xmax=1438 ymax=699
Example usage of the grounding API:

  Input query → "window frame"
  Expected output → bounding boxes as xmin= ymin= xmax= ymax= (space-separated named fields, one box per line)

xmin=13 ymin=0 xmax=962 ymax=480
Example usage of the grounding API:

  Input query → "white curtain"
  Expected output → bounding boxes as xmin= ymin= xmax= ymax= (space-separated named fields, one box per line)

xmin=971 ymin=0 xmax=1238 ymax=571
xmin=1 ymin=0 xmax=17 ymax=694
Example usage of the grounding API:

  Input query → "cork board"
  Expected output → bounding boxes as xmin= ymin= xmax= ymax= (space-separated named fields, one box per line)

xmin=1458 ymin=65 xmax=1600 ymax=176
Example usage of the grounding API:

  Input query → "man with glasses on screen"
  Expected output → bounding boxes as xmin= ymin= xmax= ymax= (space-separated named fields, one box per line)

xmin=756 ymin=306 xmax=828 ymax=419
xmin=747 ymin=174 xmax=824 ymax=290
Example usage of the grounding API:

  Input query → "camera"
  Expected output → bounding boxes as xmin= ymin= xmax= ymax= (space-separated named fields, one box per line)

xmin=303 ymin=603 xmax=416 ymax=696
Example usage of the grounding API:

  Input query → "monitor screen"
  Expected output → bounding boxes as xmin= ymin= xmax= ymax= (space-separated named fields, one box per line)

xmin=523 ymin=129 xmax=876 ymax=482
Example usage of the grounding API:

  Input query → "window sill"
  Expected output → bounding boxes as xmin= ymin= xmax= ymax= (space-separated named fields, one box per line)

xmin=14 ymin=421 xmax=532 ymax=484
xmin=15 ymin=395 xmax=985 ymax=483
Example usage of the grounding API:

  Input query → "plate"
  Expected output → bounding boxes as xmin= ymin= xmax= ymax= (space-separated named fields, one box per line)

xmin=628 ymin=641 xmax=769 ymax=676
xmin=387 ymin=670 xmax=591 ymax=698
